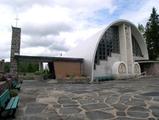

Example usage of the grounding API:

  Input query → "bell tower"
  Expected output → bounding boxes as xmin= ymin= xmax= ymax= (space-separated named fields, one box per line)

xmin=10 ymin=26 xmax=21 ymax=79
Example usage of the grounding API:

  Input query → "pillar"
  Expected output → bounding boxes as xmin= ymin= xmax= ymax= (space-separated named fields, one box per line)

xmin=119 ymin=24 xmax=127 ymax=65
xmin=39 ymin=62 xmax=43 ymax=71
xmin=125 ymin=25 xmax=134 ymax=74
xmin=119 ymin=24 xmax=134 ymax=75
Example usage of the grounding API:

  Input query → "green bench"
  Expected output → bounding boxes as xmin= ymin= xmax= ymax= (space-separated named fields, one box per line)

xmin=95 ymin=76 xmax=114 ymax=82
xmin=0 ymin=89 xmax=19 ymax=117
xmin=12 ymin=80 xmax=21 ymax=90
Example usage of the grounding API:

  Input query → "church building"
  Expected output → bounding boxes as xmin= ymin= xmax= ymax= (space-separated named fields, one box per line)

xmin=62 ymin=20 xmax=148 ymax=82
xmin=13 ymin=20 xmax=149 ymax=82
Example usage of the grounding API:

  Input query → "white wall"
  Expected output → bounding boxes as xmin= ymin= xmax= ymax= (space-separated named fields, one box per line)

xmin=94 ymin=53 xmax=121 ymax=77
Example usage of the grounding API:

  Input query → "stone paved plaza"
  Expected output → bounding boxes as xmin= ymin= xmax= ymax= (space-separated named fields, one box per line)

xmin=13 ymin=77 xmax=159 ymax=120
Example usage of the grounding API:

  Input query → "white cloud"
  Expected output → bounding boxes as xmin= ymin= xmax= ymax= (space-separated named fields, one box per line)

xmin=20 ymin=5 xmax=72 ymax=25
xmin=0 ymin=0 xmax=116 ymax=61
xmin=0 ymin=0 xmax=157 ymax=62
xmin=120 ymin=0 xmax=159 ymax=25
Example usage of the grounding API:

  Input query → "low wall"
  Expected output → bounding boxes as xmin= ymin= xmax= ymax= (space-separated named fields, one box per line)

xmin=140 ymin=62 xmax=159 ymax=75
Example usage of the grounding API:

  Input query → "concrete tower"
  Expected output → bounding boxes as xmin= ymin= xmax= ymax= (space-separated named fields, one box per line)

xmin=10 ymin=26 xmax=21 ymax=79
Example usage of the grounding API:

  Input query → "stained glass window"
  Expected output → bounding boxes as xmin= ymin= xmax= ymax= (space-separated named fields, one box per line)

xmin=94 ymin=26 xmax=119 ymax=66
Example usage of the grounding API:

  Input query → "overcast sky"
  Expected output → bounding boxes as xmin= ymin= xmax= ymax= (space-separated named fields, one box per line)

xmin=0 ymin=0 xmax=159 ymax=61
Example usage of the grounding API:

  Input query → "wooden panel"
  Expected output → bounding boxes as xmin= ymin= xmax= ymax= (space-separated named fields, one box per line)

xmin=54 ymin=61 xmax=82 ymax=79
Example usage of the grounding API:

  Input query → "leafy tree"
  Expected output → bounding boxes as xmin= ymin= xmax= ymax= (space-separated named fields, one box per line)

xmin=28 ymin=63 xmax=34 ymax=73
xmin=144 ymin=7 xmax=159 ymax=60
xmin=4 ymin=62 xmax=10 ymax=73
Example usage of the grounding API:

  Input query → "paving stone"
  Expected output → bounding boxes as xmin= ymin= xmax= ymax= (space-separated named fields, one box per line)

xmin=72 ymin=90 xmax=91 ymax=94
xmin=105 ymin=95 xmax=119 ymax=105
xmin=127 ymin=98 xmax=146 ymax=106
xmin=120 ymin=95 xmax=131 ymax=104
xmin=118 ymin=88 xmax=136 ymax=93
xmin=48 ymin=114 xmax=63 ymax=120
xmin=86 ymin=111 xmax=114 ymax=120
xmin=20 ymin=95 xmax=36 ymax=106
xmin=82 ymin=103 xmax=110 ymax=111
xmin=59 ymin=107 xmax=82 ymax=115
xmin=116 ymin=111 xmax=126 ymax=116
xmin=61 ymin=114 xmax=87 ymax=120
xmin=23 ymin=89 xmax=39 ymax=96
xmin=134 ymin=95 xmax=152 ymax=101
xmin=153 ymin=96 xmax=159 ymax=102
xmin=53 ymin=104 xmax=61 ymax=108
xmin=115 ymin=117 xmax=146 ymax=120
xmin=42 ymin=108 xmax=58 ymax=115
xmin=150 ymin=106 xmax=159 ymax=117
xmin=142 ymin=92 xmax=159 ymax=96
xmin=58 ymin=100 xmax=77 ymax=106
xmin=63 ymin=104 xmax=79 ymax=107
xmin=127 ymin=111 xmax=149 ymax=118
xmin=25 ymin=103 xmax=47 ymax=114
xmin=148 ymin=118 xmax=156 ymax=120
xmin=97 ymin=95 xmax=106 ymax=101
xmin=44 ymin=112 xmax=61 ymax=119
xmin=16 ymin=78 xmax=159 ymax=119
xmin=58 ymin=97 xmax=78 ymax=106
xmin=127 ymin=106 xmax=149 ymax=112
xmin=15 ymin=108 xmax=24 ymax=117
xmin=113 ymin=103 xmax=127 ymax=111
xmin=98 ymin=91 xmax=116 ymax=96
xmin=78 ymin=98 xmax=98 ymax=105
xmin=58 ymin=97 xmax=72 ymax=103
xmin=13 ymin=116 xmax=23 ymax=120
xmin=23 ymin=116 xmax=47 ymax=120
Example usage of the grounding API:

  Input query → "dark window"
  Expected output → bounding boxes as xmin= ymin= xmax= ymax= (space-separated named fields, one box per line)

xmin=132 ymin=35 xmax=143 ymax=57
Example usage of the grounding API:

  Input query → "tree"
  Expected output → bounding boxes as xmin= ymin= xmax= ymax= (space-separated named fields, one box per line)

xmin=138 ymin=24 xmax=145 ymax=34
xmin=4 ymin=62 xmax=10 ymax=73
xmin=18 ymin=61 xmax=39 ymax=73
xmin=144 ymin=7 xmax=159 ymax=60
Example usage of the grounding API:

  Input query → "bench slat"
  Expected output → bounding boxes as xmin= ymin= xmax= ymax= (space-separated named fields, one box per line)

xmin=5 ymin=97 xmax=15 ymax=110
xmin=11 ymin=96 xmax=19 ymax=109
xmin=15 ymin=84 xmax=21 ymax=89
xmin=0 ymin=89 xmax=10 ymax=108
xmin=12 ymin=80 xmax=21 ymax=90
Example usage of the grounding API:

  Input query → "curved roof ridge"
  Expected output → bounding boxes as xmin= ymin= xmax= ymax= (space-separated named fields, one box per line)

xmin=65 ymin=19 xmax=134 ymax=57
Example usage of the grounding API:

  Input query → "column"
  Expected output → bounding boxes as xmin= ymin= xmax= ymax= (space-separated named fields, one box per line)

xmin=125 ymin=25 xmax=134 ymax=74
xmin=119 ymin=24 xmax=127 ymax=64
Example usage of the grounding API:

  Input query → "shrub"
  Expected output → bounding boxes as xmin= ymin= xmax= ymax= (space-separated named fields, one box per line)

xmin=10 ymin=89 xmax=18 ymax=97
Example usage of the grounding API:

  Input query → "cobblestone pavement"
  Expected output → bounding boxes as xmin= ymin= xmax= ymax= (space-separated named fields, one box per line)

xmin=14 ymin=77 xmax=159 ymax=120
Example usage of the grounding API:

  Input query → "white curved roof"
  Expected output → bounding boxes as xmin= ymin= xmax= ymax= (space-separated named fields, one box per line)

xmin=65 ymin=19 xmax=148 ymax=81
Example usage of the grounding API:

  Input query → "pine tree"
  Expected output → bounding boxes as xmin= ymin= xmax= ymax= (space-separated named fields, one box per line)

xmin=145 ymin=7 xmax=159 ymax=60
xmin=138 ymin=24 xmax=145 ymax=34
